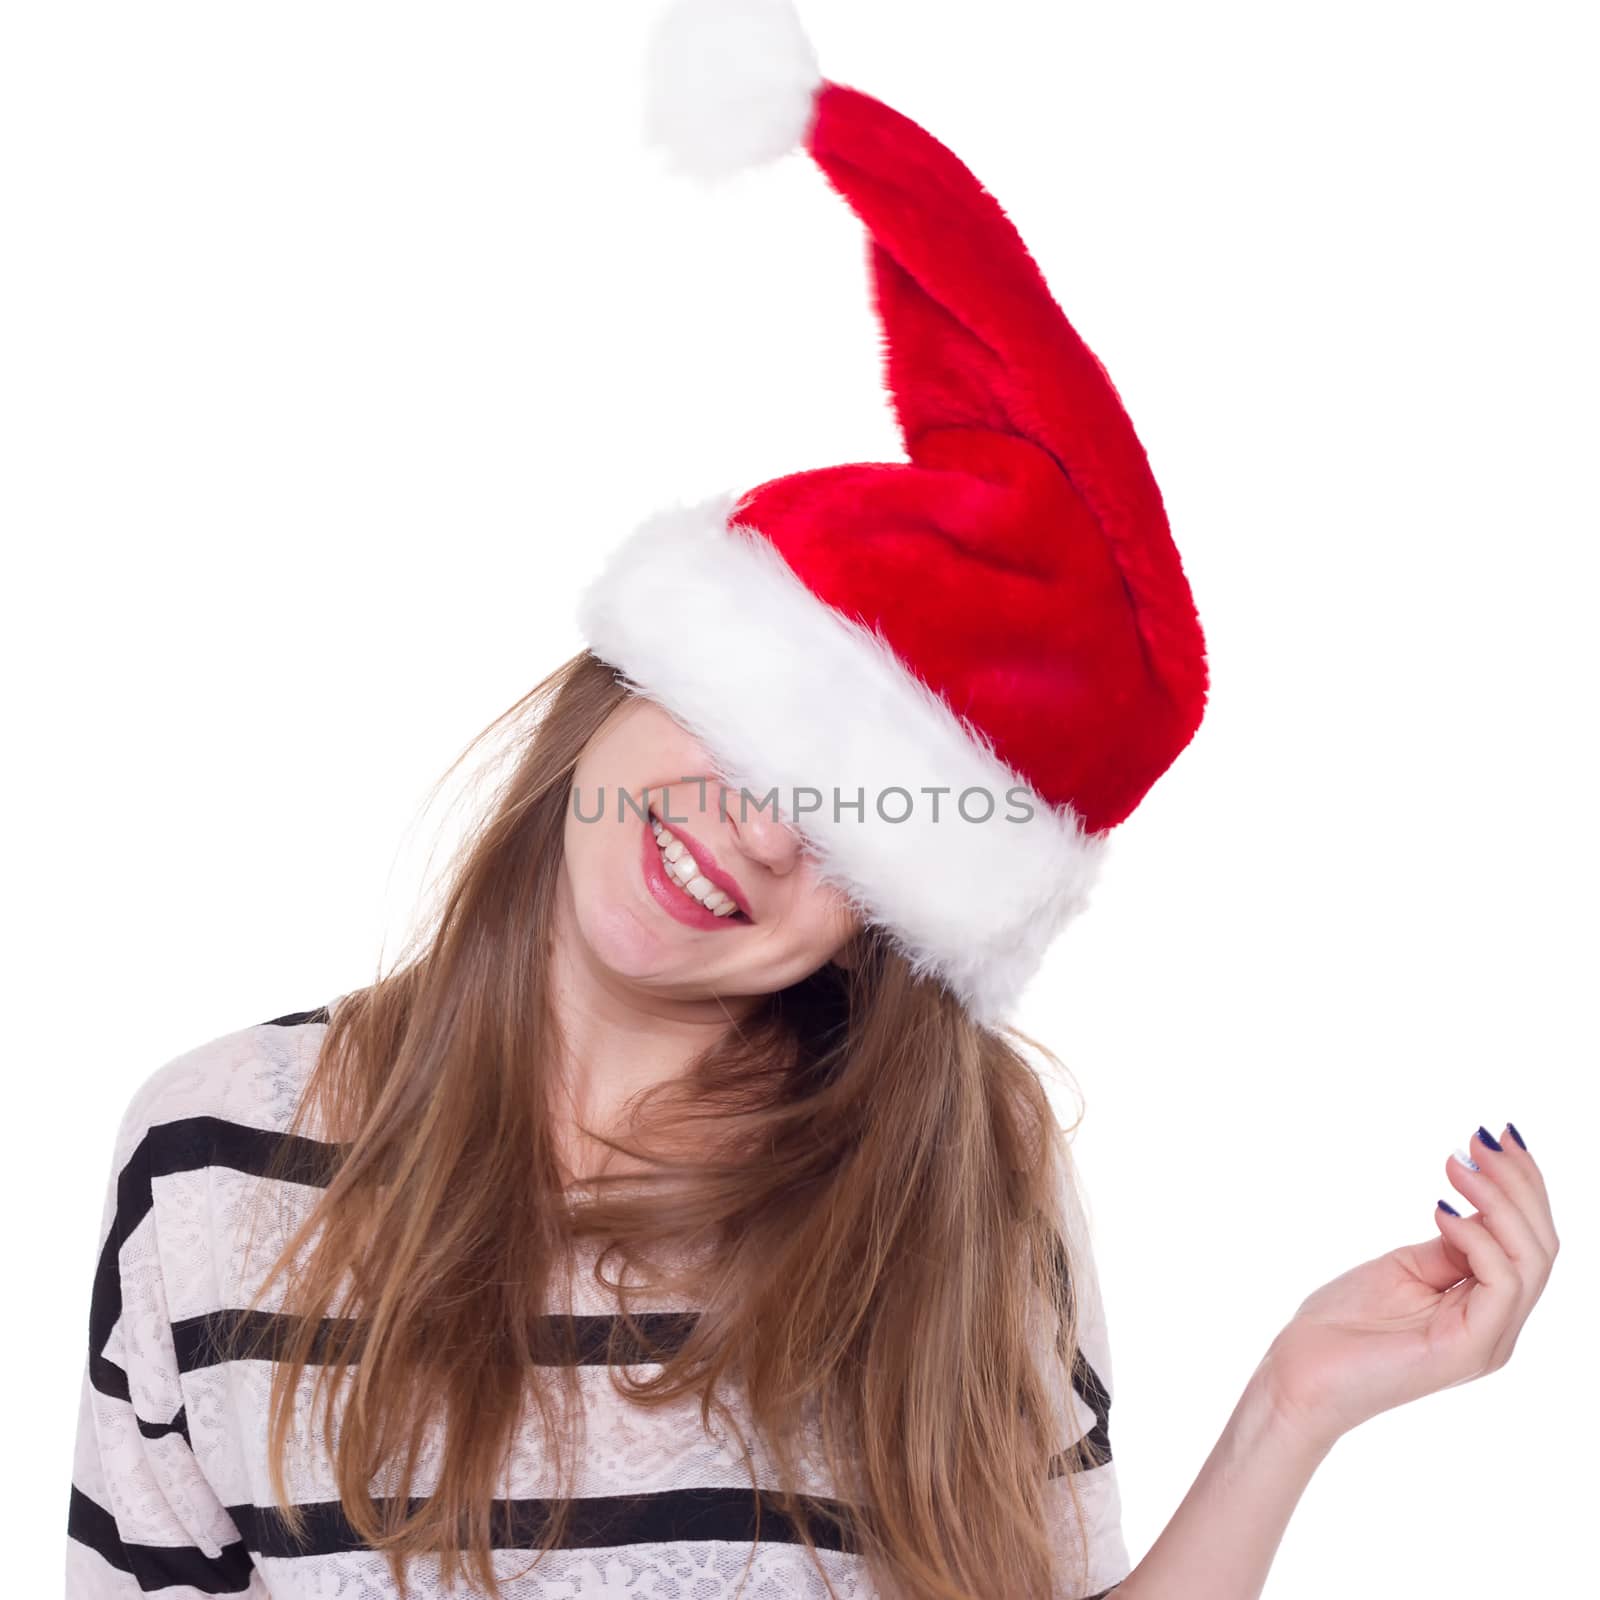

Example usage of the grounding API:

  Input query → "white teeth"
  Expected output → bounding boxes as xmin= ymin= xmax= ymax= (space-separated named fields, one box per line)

xmin=651 ymin=818 xmax=742 ymax=918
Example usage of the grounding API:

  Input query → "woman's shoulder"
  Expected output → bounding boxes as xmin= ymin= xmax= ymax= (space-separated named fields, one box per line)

xmin=107 ymin=997 xmax=341 ymax=1171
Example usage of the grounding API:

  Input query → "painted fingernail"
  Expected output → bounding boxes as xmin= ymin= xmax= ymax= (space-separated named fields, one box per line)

xmin=1505 ymin=1122 xmax=1528 ymax=1152
xmin=1438 ymin=1199 xmax=1460 ymax=1216
xmin=1452 ymin=1147 xmax=1480 ymax=1172
xmin=1476 ymin=1125 xmax=1503 ymax=1153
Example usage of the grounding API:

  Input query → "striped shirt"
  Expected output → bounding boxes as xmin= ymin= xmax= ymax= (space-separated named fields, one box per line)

xmin=66 ymin=1004 xmax=1132 ymax=1597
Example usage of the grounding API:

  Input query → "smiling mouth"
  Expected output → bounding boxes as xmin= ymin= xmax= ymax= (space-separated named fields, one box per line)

xmin=648 ymin=809 xmax=753 ymax=922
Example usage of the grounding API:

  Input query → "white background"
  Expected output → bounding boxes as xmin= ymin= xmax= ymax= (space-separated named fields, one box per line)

xmin=6 ymin=1 xmax=1595 ymax=1593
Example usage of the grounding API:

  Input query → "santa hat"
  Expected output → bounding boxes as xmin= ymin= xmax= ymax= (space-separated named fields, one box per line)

xmin=578 ymin=0 xmax=1209 ymax=1026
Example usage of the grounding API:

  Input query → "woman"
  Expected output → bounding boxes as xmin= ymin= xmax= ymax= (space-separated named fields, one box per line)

xmin=65 ymin=3 xmax=1558 ymax=1599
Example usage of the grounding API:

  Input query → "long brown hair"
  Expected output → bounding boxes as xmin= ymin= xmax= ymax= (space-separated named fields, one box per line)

xmin=225 ymin=649 xmax=1107 ymax=1600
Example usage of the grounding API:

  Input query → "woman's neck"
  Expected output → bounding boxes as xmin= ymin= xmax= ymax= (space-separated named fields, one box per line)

xmin=546 ymin=870 xmax=759 ymax=1185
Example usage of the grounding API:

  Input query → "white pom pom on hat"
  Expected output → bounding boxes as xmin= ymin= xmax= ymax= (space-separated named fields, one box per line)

xmin=643 ymin=0 xmax=824 ymax=179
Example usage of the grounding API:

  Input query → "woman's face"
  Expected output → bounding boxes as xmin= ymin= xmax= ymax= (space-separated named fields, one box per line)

xmin=559 ymin=695 xmax=862 ymax=1002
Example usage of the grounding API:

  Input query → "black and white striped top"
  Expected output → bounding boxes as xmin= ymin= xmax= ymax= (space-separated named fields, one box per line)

xmin=66 ymin=1004 xmax=1132 ymax=1598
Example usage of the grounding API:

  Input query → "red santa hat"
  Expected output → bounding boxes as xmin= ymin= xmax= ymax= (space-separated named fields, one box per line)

xmin=578 ymin=0 xmax=1209 ymax=1026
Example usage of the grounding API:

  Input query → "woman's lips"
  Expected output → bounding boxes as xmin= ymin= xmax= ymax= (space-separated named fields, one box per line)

xmin=639 ymin=811 xmax=751 ymax=931
xmin=652 ymin=811 xmax=754 ymax=919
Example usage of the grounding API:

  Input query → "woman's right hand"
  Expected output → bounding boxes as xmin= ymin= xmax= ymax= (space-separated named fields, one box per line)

xmin=1254 ymin=1123 xmax=1559 ymax=1451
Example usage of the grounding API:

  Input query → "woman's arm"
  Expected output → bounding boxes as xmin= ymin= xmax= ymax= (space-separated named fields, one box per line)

xmin=67 ymin=1069 xmax=263 ymax=1596
xmin=1107 ymin=1123 xmax=1557 ymax=1599
xmin=1107 ymin=1363 xmax=1332 ymax=1600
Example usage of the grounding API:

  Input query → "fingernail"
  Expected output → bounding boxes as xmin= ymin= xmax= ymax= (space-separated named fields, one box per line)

xmin=1452 ymin=1147 xmax=1480 ymax=1172
xmin=1476 ymin=1125 xmax=1504 ymax=1153
xmin=1438 ymin=1199 xmax=1460 ymax=1216
xmin=1505 ymin=1122 xmax=1528 ymax=1152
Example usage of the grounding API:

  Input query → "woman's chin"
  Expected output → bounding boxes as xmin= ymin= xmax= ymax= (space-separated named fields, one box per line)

xmin=577 ymin=900 xmax=716 ymax=985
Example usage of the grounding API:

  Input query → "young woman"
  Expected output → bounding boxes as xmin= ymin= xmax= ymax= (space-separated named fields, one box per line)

xmin=65 ymin=4 xmax=1558 ymax=1599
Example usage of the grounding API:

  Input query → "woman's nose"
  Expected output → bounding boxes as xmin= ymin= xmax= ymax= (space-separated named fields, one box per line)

xmin=728 ymin=803 xmax=803 ymax=876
